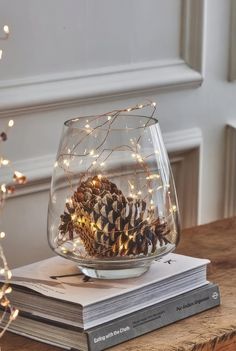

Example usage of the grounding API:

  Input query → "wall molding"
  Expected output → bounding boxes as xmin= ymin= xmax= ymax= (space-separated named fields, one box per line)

xmin=0 ymin=0 xmax=205 ymax=117
xmin=224 ymin=123 xmax=236 ymax=217
xmin=169 ymin=149 xmax=200 ymax=228
xmin=229 ymin=0 xmax=236 ymax=81
xmin=181 ymin=0 xmax=205 ymax=73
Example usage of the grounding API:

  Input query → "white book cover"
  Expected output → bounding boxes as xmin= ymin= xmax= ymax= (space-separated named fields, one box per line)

xmin=10 ymin=253 xmax=209 ymax=307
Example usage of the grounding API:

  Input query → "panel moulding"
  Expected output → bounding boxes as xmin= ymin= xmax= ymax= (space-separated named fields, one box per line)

xmin=224 ymin=123 xmax=236 ymax=217
xmin=229 ymin=0 xmax=236 ymax=81
xmin=0 ymin=0 xmax=205 ymax=117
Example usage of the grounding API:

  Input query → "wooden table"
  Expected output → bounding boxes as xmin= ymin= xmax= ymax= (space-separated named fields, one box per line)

xmin=2 ymin=218 xmax=236 ymax=351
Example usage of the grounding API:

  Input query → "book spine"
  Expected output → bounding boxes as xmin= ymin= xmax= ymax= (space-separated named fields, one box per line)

xmin=86 ymin=284 xmax=220 ymax=351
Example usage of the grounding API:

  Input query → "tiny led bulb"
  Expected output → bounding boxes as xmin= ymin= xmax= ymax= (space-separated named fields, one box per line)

xmin=1 ymin=184 xmax=6 ymax=193
xmin=13 ymin=171 xmax=27 ymax=184
xmin=11 ymin=309 xmax=19 ymax=321
xmin=107 ymin=115 xmax=112 ymax=121
xmin=152 ymin=102 xmax=157 ymax=107
xmin=0 ymin=50 xmax=2 ymax=60
xmin=90 ymin=149 xmax=94 ymax=156
xmin=85 ymin=124 xmax=90 ymax=129
xmin=0 ymin=231 xmax=5 ymax=239
xmin=3 ymin=25 xmax=9 ymax=34
xmin=2 ymin=159 xmax=9 ymax=165
xmin=71 ymin=214 xmax=77 ymax=221
xmin=7 ymin=270 xmax=12 ymax=279
xmin=8 ymin=120 xmax=14 ymax=127
xmin=1 ymin=298 xmax=9 ymax=307
xmin=5 ymin=286 xmax=12 ymax=294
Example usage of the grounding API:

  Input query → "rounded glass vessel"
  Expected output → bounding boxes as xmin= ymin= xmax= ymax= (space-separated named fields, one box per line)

xmin=47 ymin=103 xmax=180 ymax=279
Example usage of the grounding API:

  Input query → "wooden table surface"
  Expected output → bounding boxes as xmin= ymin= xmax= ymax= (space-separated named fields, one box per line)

xmin=1 ymin=217 xmax=236 ymax=351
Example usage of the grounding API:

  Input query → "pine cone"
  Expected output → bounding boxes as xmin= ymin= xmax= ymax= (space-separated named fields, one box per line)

xmin=59 ymin=175 xmax=170 ymax=258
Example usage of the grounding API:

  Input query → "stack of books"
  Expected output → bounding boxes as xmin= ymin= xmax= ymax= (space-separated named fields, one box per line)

xmin=2 ymin=253 xmax=220 ymax=350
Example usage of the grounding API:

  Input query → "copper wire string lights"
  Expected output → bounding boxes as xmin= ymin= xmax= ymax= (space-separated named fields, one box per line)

xmin=0 ymin=24 xmax=27 ymax=337
xmin=48 ymin=102 xmax=180 ymax=279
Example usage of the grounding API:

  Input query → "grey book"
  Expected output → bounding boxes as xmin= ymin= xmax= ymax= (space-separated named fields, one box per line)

xmin=6 ymin=283 xmax=220 ymax=351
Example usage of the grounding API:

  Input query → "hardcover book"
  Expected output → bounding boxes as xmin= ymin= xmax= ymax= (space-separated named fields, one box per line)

xmin=8 ymin=253 xmax=210 ymax=329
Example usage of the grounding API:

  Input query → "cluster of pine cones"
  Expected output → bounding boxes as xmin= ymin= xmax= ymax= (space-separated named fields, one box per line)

xmin=59 ymin=175 xmax=170 ymax=258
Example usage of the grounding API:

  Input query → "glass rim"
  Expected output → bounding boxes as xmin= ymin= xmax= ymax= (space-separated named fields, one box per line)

xmin=64 ymin=114 xmax=158 ymax=131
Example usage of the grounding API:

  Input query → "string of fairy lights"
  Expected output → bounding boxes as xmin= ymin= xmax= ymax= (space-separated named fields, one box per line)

xmin=0 ymin=24 xmax=27 ymax=337
xmin=55 ymin=102 xmax=178 ymax=257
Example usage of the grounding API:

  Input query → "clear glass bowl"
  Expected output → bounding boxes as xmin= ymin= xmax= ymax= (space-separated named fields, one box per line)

xmin=47 ymin=103 xmax=180 ymax=279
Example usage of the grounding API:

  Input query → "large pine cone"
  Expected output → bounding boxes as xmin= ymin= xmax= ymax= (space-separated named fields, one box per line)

xmin=59 ymin=175 xmax=170 ymax=258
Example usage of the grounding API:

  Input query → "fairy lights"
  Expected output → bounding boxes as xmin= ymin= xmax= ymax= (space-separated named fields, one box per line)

xmin=0 ymin=25 xmax=10 ymax=62
xmin=3 ymin=25 xmax=9 ymax=35
xmin=0 ymin=23 xmax=27 ymax=336
xmin=56 ymin=101 xmax=178 ymax=259
xmin=8 ymin=120 xmax=14 ymax=128
xmin=0 ymin=119 xmax=27 ymax=336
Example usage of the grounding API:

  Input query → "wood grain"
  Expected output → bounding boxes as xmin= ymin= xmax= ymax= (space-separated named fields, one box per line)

xmin=1 ymin=217 xmax=236 ymax=351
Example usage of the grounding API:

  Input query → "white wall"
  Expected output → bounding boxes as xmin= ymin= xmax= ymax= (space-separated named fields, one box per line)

xmin=0 ymin=0 xmax=235 ymax=267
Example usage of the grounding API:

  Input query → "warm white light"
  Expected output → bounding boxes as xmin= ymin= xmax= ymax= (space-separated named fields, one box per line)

xmin=1 ymin=184 xmax=6 ymax=193
xmin=1 ymin=159 xmax=9 ymax=165
xmin=137 ymin=191 xmax=142 ymax=195
xmin=152 ymin=102 xmax=157 ymax=107
xmin=85 ymin=124 xmax=90 ymax=129
xmin=107 ymin=115 xmax=112 ymax=121
xmin=98 ymin=174 xmax=102 ymax=180
xmin=7 ymin=270 xmax=12 ymax=279
xmin=71 ymin=214 xmax=77 ymax=221
xmin=90 ymin=149 xmax=95 ymax=156
xmin=126 ymin=108 xmax=132 ymax=112
xmin=5 ymin=286 xmax=12 ymax=294
xmin=0 ymin=232 xmax=5 ymax=239
xmin=0 ymin=50 xmax=2 ymax=60
xmin=92 ymin=161 xmax=97 ymax=165
xmin=146 ymin=174 xmax=160 ymax=180
xmin=8 ymin=120 xmax=14 ymax=128
xmin=3 ymin=25 xmax=9 ymax=35
xmin=54 ymin=161 xmax=58 ymax=168
xmin=11 ymin=309 xmax=19 ymax=321
xmin=138 ymin=104 xmax=143 ymax=109
xmin=100 ymin=162 xmax=105 ymax=167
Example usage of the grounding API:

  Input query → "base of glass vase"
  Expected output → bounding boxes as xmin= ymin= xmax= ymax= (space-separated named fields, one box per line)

xmin=78 ymin=265 xmax=150 ymax=279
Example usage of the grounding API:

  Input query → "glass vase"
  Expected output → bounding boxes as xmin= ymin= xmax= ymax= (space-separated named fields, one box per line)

xmin=47 ymin=103 xmax=180 ymax=279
